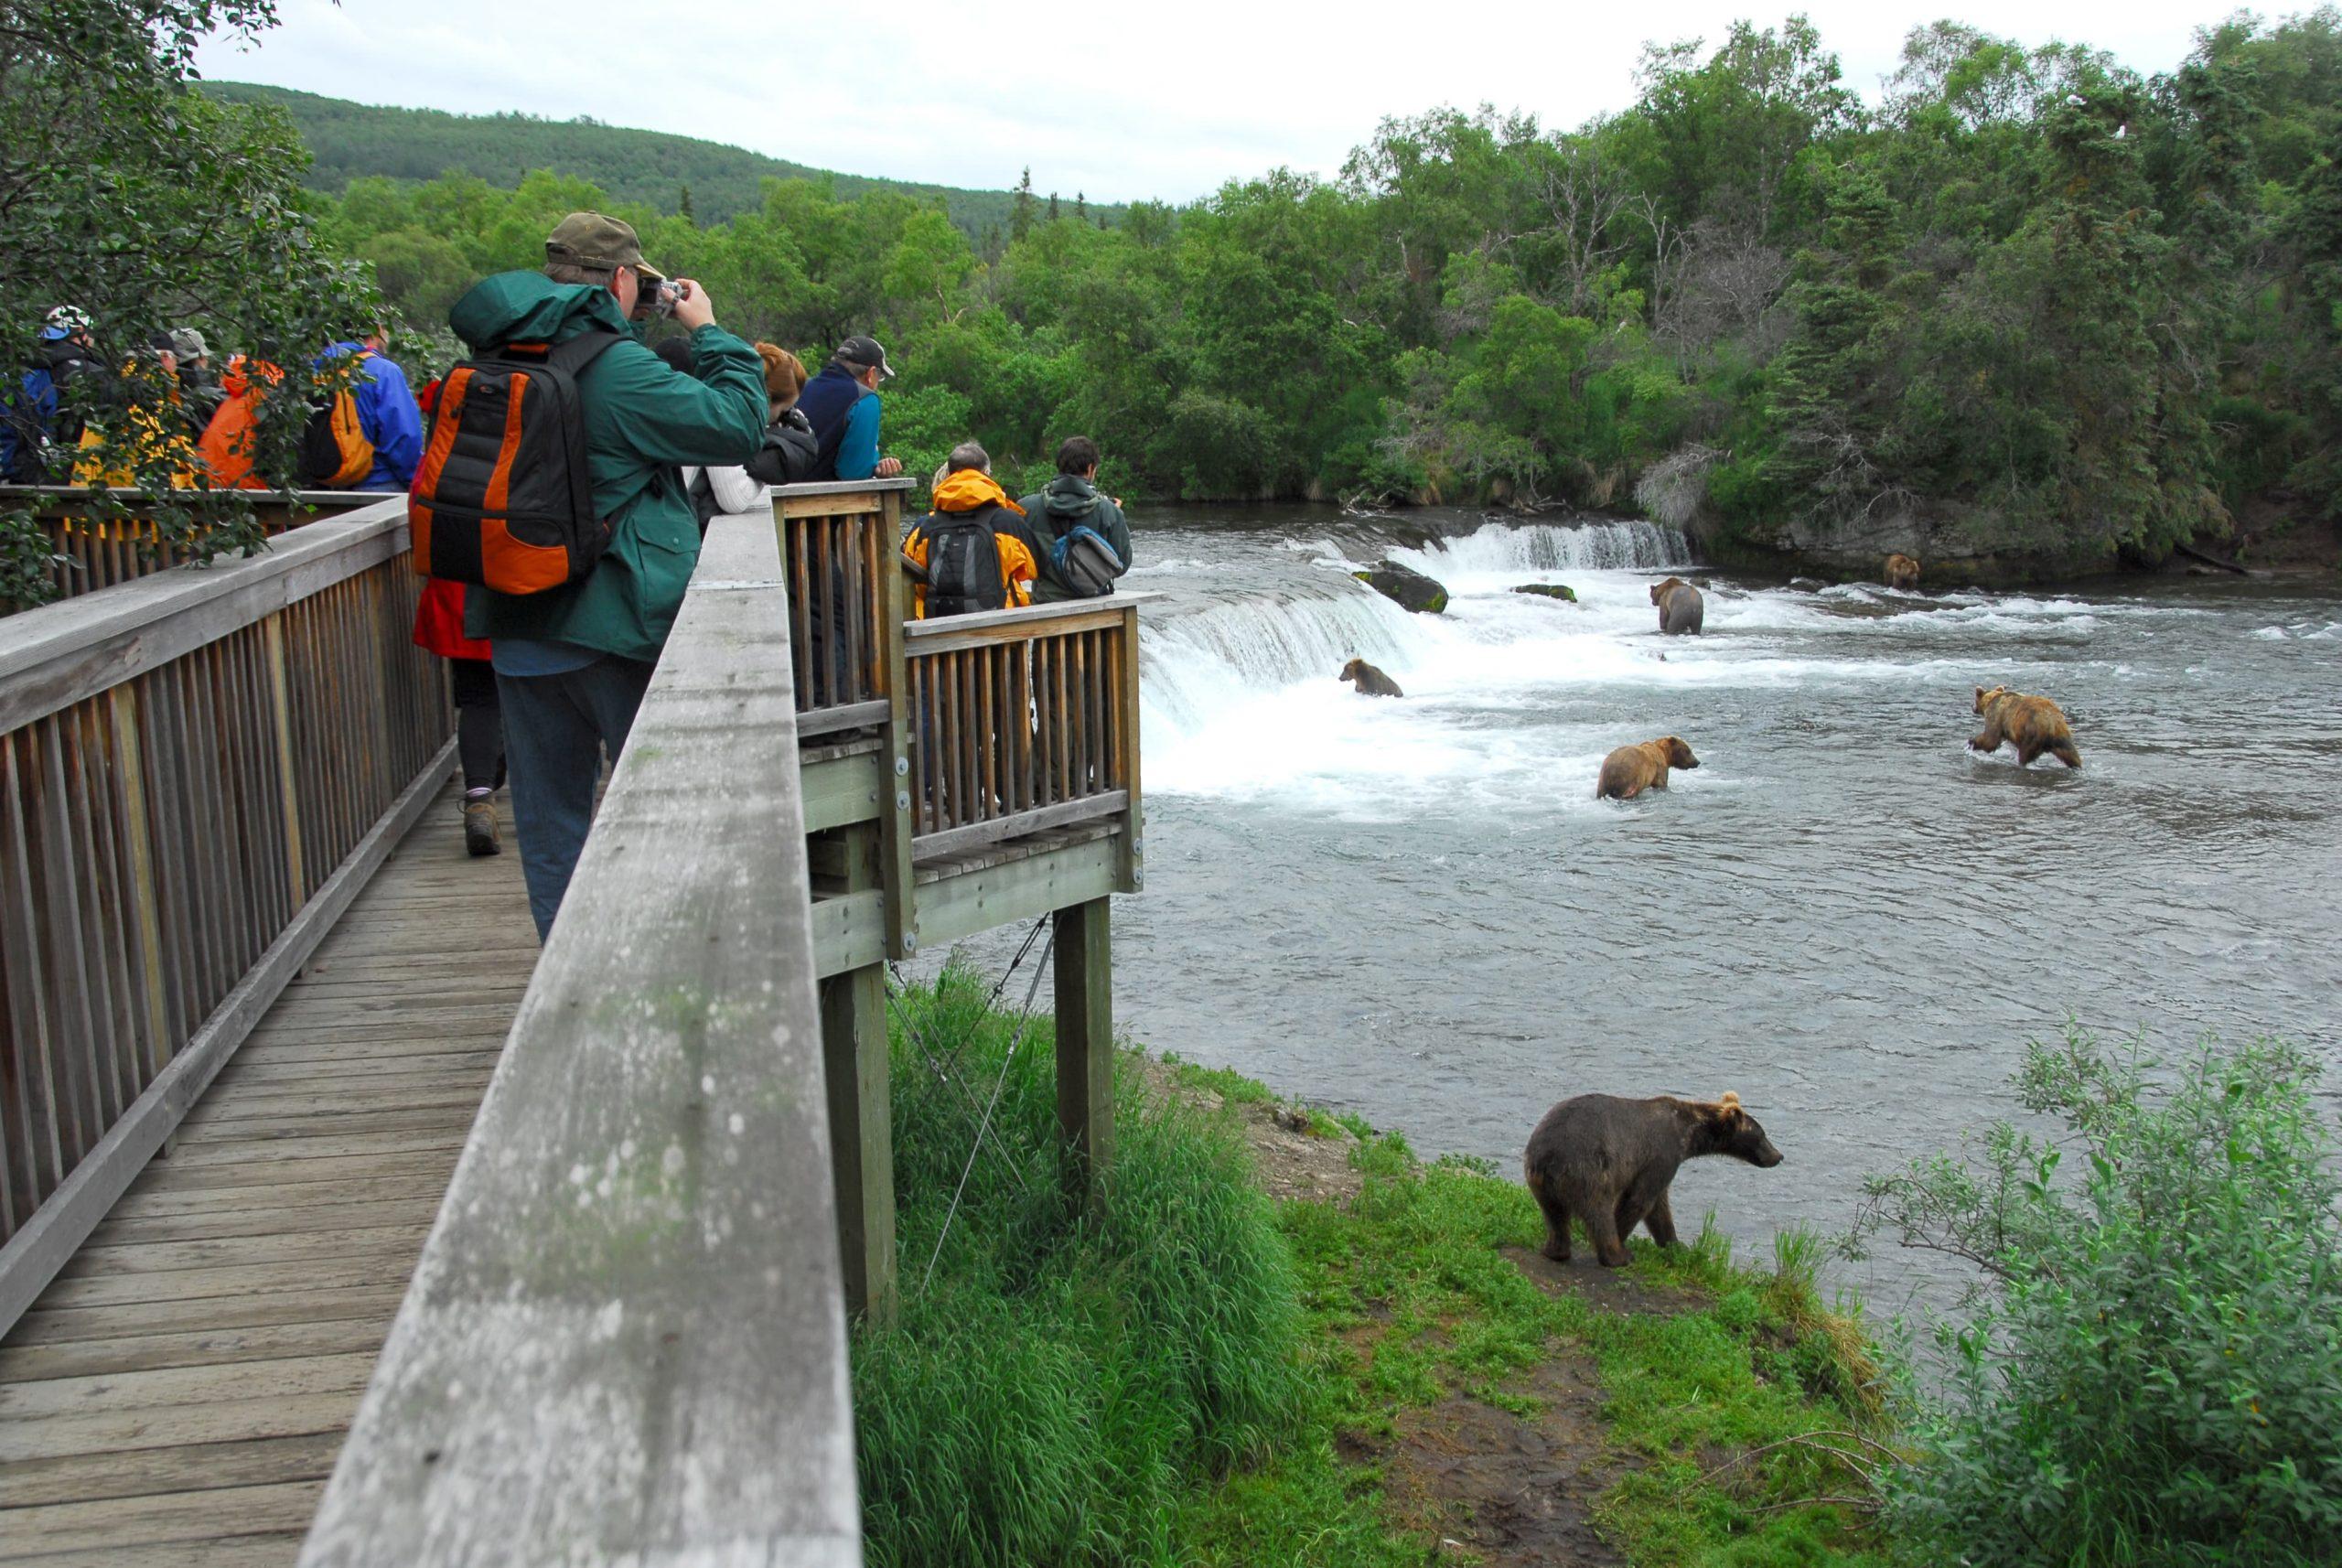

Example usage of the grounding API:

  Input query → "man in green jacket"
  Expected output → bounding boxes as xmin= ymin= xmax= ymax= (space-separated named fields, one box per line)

xmin=455 ymin=211 xmax=767 ymax=940
xmin=1014 ymin=435 xmax=1134 ymax=603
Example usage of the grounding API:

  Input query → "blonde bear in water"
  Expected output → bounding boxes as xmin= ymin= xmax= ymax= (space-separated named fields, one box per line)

xmin=1595 ymin=736 xmax=1699 ymax=800
xmin=1970 ymin=685 xmax=2082 ymax=768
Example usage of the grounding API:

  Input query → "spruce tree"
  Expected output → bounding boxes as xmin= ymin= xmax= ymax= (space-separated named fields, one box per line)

xmin=1011 ymin=167 xmax=1035 ymax=242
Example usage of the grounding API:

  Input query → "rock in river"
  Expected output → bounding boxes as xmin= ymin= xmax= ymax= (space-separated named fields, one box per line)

xmin=1356 ymin=559 xmax=1448 ymax=614
xmin=1512 ymin=583 xmax=1578 ymax=603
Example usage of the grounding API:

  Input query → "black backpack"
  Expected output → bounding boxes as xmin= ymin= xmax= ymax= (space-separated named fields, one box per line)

xmin=409 ymin=332 xmax=621 ymax=593
xmin=922 ymin=507 xmax=1008 ymax=618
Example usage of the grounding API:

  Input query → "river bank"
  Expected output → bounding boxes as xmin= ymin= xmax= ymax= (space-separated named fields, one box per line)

xmin=857 ymin=967 xmax=1892 ymax=1567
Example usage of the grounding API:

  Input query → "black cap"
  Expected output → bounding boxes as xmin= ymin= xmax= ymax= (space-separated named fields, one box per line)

xmin=834 ymin=335 xmax=893 ymax=379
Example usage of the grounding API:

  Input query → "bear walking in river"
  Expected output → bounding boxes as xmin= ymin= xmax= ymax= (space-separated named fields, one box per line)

xmin=1595 ymin=736 xmax=1698 ymax=800
xmin=1970 ymin=684 xmax=2082 ymax=768
xmin=1523 ymin=1091 xmax=1784 ymax=1267
xmin=1651 ymin=576 xmax=1704 ymax=634
xmin=1884 ymin=553 xmax=1921 ymax=590
xmin=1338 ymin=658 xmax=1404 ymax=697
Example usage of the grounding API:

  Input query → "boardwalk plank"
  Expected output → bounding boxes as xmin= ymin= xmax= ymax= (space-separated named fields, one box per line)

xmin=0 ymin=1390 xmax=360 ymax=1464
xmin=0 ymin=1430 xmax=342 ymax=1507
xmin=0 ymin=1352 xmax=379 ymax=1421
xmin=78 ymin=1196 xmax=445 ymax=1249
xmin=0 ymin=1477 xmax=322 ymax=1554
xmin=5 ymin=1286 xmax=412 ymax=1349
xmin=0 ymin=783 xmax=532 ymax=1561
xmin=0 ymin=1317 xmax=394 ymax=1383
xmin=52 ymin=1226 xmax=433 ymax=1281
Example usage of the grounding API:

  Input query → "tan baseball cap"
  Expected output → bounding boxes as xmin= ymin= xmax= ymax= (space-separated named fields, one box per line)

xmin=544 ymin=211 xmax=666 ymax=283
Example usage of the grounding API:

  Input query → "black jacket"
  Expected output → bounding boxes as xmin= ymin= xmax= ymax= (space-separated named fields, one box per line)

xmin=742 ymin=408 xmax=821 ymax=488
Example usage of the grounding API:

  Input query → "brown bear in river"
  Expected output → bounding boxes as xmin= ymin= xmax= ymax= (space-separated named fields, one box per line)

xmin=1595 ymin=736 xmax=1698 ymax=800
xmin=1970 ymin=685 xmax=2082 ymax=768
xmin=1523 ymin=1091 xmax=1784 ymax=1267
xmin=1338 ymin=658 xmax=1403 ymax=697
xmin=1650 ymin=576 xmax=1704 ymax=635
xmin=1884 ymin=553 xmax=1921 ymax=591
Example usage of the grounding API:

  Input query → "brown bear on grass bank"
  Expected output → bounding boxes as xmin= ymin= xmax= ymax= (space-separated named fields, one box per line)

xmin=1595 ymin=736 xmax=1698 ymax=800
xmin=1338 ymin=658 xmax=1404 ymax=697
xmin=1651 ymin=576 xmax=1704 ymax=634
xmin=1884 ymin=553 xmax=1921 ymax=590
xmin=1523 ymin=1091 xmax=1784 ymax=1267
xmin=1970 ymin=685 xmax=2082 ymax=768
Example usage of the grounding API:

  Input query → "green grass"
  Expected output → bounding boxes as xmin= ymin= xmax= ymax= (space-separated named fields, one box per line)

xmin=854 ymin=971 xmax=1309 ymax=1567
xmin=857 ymin=972 xmax=1893 ymax=1566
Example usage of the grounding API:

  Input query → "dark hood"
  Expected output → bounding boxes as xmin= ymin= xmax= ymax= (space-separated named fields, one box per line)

xmin=1040 ymin=473 xmax=1102 ymax=521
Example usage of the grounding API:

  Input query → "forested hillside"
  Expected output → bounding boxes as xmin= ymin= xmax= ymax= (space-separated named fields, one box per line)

xmin=306 ymin=13 xmax=2342 ymax=577
xmin=199 ymin=82 xmax=1120 ymax=241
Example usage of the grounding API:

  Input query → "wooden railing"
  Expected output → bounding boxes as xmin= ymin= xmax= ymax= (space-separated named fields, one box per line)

xmin=0 ymin=485 xmax=393 ymax=609
xmin=0 ymin=496 xmax=452 ymax=1329
xmin=777 ymin=479 xmax=907 ymax=736
xmin=302 ymin=510 xmax=859 ymax=1568
xmin=904 ymin=600 xmax=1144 ymax=865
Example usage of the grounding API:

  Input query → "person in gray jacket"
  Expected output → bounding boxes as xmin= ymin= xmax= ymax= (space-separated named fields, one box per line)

xmin=1015 ymin=435 xmax=1133 ymax=602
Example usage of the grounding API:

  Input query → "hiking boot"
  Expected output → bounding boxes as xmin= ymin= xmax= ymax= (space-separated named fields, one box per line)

xmin=463 ymin=795 xmax=500 ymax=857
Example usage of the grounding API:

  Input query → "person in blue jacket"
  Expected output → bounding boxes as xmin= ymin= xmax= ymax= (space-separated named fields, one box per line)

xmin=1 ymin=306 xmax=103 ymax=483
xmin=316 ymin=327 xmax=424 ymax=489
xmin=796 ymin=335 xmax=904 ymax=481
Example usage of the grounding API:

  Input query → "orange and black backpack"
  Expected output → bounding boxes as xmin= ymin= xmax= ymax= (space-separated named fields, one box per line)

xmin=408 ymin=332 xmax=620 ymax=595
xmin=298 ymin=350 xmax=379 ymax=488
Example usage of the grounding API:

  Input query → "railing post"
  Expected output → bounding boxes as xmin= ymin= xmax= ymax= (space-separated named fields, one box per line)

xmin=875 ymin=489 xmax=917 ymax=960
xmin=261 ymin=610 xmax=309 ymax=905
xmin=105 ymin=684 xmax=171 ymax=1079
xmin=1115 ymin=600 xmax=1143 ymax=895
xmin=819 ymin=822 xmax=897 ymax=1325
xmin=1053 ymin=897 xmax=1114 ymax=1215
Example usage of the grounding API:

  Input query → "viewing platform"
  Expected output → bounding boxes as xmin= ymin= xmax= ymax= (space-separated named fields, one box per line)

xmin=0 ymin=478 xmax=1145 ymax=1564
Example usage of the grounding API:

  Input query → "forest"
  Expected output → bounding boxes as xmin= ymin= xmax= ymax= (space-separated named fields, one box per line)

xmin=199 ymin=82 xmax=1116 ymax=237
xmin=283 ymin=11 xmax=2342 ymax=575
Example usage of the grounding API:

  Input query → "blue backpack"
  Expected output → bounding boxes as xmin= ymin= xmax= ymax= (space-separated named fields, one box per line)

xmin=1047 ymin=520 xmax=1127 ymax=597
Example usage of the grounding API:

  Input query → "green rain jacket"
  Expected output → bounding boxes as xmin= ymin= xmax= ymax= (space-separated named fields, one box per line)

xmin=1012 ymin=474 xmax=1134 ymax=604
xmin=452 ymin=273 xmax=767 ymax=662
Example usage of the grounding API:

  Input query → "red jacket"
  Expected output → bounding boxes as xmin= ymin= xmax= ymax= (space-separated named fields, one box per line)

xmin=407 ymin=377 xmax=492 ymax=660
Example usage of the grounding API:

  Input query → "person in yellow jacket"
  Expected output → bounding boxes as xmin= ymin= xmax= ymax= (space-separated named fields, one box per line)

xmin=900 ymin=441 xmax=1037 ymax=618
xmin=73 ymin=338 xmax=197 ymax=489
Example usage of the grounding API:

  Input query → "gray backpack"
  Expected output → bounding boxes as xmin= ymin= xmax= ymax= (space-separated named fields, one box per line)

xmin=1047 ymin=521 xmax=1127 ymax=597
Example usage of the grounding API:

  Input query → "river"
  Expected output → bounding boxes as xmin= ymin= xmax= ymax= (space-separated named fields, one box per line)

xmin=929 ymin=504 xmax=2342 ymax=1321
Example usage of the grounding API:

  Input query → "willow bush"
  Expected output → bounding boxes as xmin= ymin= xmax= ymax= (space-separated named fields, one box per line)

xmin=1851 ymin=1026 xmax=2342 ymax=1566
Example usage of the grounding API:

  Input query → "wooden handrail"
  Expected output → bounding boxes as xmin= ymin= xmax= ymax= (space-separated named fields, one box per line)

xmin=0 ymin=496 xmax=453 ymax=1329
xmin=301 ymin=509 xmax=861 ymax=1567
xmin=0 ymin=486 xmax=394 ymax=610
xmin=902 ymin=596 xmax=1148 ymax=877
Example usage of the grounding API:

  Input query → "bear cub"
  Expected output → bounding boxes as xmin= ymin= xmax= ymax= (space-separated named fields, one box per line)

xmin=1970 ymin=684 xmax=2081 ymax=768
xmin=1523 ymin=1091 xmax=1783 ymax=1267
xmin=1595 ymin=736 xmax=1698 ymax=800
xmin=1338 ymin=658 xmax=1404 ymax=697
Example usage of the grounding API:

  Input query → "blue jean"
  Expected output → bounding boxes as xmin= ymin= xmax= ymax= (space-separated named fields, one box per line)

xmin=497 ymin=656 xmax=658 ymax=941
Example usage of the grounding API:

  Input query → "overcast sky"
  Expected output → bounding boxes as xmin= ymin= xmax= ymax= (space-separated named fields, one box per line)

xmin=196 ymin=1 xmax=2219 ymax=204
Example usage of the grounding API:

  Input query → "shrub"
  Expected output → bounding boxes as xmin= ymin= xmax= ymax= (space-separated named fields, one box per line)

xmin=853 ymin=965 xmax=1306 ymax=1567
xmin=1849 ymin=1026 xmax=2342 ymax=1566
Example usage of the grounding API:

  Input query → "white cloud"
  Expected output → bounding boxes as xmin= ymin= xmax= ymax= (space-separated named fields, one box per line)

xmin=196 ymin=0 xmax=2212 ymax=202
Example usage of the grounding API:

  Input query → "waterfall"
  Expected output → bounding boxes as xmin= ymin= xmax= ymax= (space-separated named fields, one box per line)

xmin=1139 ymin=585 xmax=1434 ymax=741
xmin=1389 ymin=518 xmax=1692 ymax=578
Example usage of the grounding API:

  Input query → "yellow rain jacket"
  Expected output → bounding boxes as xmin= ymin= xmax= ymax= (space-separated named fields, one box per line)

xmin=902 ymin=468 xmax=1037 ymax=618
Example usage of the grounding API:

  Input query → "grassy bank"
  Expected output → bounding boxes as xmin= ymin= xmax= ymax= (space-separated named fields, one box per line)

xmin=858 ymin=967 xmax=1890 ymax=1566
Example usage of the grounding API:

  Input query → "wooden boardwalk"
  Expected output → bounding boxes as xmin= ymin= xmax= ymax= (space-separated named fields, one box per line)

xmin=0 ymin=786 xmax=535 ymax=1565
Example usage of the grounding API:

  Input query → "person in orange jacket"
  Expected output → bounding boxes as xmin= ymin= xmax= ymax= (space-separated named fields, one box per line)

xmin=408 ymin=374 xmax=506 ymax=856
xmin=901 ymin=441 xmax=1036 ymax=618
xmin=194 ymin=354 xmax=283 ymax=489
